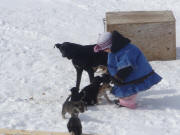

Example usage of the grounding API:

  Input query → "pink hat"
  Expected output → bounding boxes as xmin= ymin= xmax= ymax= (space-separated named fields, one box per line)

xmin=94 ymin=32 xmax=112 ymax=52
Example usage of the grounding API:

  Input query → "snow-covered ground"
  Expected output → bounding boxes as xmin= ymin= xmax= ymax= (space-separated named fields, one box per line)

xmin=0 ymin=0 xmax=180 ymax=135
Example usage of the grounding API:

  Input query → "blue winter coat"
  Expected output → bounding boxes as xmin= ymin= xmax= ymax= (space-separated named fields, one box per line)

xmin=108 ymin=31 xmax=162 ymax=98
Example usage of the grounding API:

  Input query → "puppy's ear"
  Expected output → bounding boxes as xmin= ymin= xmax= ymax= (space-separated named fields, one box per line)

xmin=70 ymin=87 xmax=79 ymax=93
xmin=54 ymin=43 xmax=62 ymax=49
xmin=72 ymin=107 xmax=80 ymax=116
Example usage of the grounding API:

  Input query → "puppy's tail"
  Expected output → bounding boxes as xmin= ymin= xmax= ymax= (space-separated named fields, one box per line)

xmin=65 ymin=95 xmax=71 ymax=102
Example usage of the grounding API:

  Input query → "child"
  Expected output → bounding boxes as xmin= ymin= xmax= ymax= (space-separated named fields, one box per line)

xmin=94 ymin=31 xmax=162 ymax=109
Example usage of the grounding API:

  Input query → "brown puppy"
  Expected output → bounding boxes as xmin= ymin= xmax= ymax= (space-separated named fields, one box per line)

xmin=97 ymin=83 xmax=112 ymax=104
xmin=94 ymin=66 xmax=113 ymax=104
xmin=62 ymin=96 xmax=85 ymax=119
xmin=93 ymin=65 xmax=108 ymax=74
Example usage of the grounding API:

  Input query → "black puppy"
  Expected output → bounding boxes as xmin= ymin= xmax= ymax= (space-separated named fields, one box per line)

xmin=54 ymin=42 xmax=108 ymax=89
xmin=67 ymin=112 xmax=82 ymax=135
xmin=69 ymin=87 xmax=87 ymax=111
xmin=70 ymin=87 xmax=81 ymax=102
xmin=79 ymin=76 xmax=104 ymax=106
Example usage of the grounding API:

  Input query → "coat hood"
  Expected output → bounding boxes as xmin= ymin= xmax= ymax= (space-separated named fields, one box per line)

xmin=111 ymin=31 xmax=131 ymax=53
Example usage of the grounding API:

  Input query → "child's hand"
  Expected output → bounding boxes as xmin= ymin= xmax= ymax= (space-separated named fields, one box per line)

xmin=114 ymin=75 xmax=124 ymax=83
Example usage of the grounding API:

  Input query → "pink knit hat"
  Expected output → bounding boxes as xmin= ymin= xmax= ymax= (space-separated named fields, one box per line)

xmin=94 ymin=32 xmax=112 ymax=52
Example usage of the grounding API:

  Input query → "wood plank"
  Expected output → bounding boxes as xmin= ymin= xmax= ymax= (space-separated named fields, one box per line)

xmin=106 ymin=10 xmax=175 ymax=24
xmin=0 ymin=128 xmax=97 ymax=135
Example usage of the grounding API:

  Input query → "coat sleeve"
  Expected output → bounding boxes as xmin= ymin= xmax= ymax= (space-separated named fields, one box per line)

xmin=107 ymin=54 xmax=118 ymax=76
xmin=116 ymin=54 xmax=132 ymax=70
xmin=108 ymin=52 xmax=133 ymax=78
xmin=115 ymin=53 xmax=133 ymax=80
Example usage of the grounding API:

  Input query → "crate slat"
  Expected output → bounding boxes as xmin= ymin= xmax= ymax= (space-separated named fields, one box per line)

xmin=0 ymin=128 xmax=97 ymax=135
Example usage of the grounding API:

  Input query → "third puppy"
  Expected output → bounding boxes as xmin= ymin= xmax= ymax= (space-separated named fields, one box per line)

xmin=62 ymin=95 xmax=85 ymax=119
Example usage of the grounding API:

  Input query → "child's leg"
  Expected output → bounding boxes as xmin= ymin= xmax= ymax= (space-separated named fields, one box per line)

xmin=119 ymin=94 xmax=137 ymax=109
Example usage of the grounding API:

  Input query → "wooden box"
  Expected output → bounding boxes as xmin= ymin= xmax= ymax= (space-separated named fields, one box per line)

xmin=106 ymin=11 xmax=176 ymax=60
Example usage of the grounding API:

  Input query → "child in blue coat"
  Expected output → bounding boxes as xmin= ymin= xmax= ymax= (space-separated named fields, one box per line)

xmin=94 ymin=31 xmax=162 ymax=109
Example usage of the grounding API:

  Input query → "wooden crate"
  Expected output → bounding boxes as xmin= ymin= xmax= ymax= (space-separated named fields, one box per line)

xmin=0 ymin=128 xmax=99 ymax=135
xmin=106 ymin=10 xmax=176 ymax=61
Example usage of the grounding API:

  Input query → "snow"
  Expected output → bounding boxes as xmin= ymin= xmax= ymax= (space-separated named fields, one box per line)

xmin=0 ymin=0 xmax=180 ymax=135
